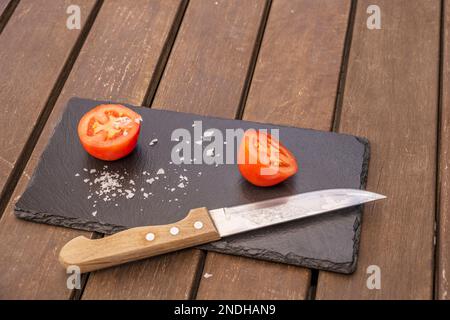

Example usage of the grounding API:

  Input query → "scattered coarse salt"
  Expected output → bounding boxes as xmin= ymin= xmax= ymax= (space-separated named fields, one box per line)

xmin=124 ymin=190 xmax=135 ymax=199
xmin=146 ymin=178 xmax=155 ymax=184
xmin=198 ymin=172 xmax=202 ymax=176
xmin=92 ymin=211 xmax=97 ymax=217
xmin=204 ymin=273 xmax=213 ymax=279
xmin=195 ymin=140 xmax=202 ymax=145
xmin=178 ymin=183 xmax=185 ymax=189
xmin=170 ymin=188 xmax=175 ymax=192
xmin=90 ymin=169 xmax=96 ymax=174
xmin=83 ymin=179 xmax=90 ymax=183
xmin=143 ymin=193 xmax=149 ymax=198
xmin=149 ymin=138 xmax=158 ymax=146
xmin=140 ymin=188 xmax=144 ymax=192
xmin=157 ymin=168 xmax=165 ymax=175
xmin=87 ymin=195 xmax=92 ymax=199
xmin=130 ymin=179 xmax=135 ymax=185
xmin=75 ymin=173 xmax=80 ymax=177
xmin=83 ymin=168 xmax=88 ymax=172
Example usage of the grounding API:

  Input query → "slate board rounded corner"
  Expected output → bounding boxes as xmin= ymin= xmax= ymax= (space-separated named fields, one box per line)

xmin=14 ymin=97 xmax=373 ymax=275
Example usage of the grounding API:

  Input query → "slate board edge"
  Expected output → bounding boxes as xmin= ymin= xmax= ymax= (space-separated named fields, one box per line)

xmin=13 ymin=97 xmax=371 ymax=273
xmin=201 ymin=137 xmax=370 ymax=274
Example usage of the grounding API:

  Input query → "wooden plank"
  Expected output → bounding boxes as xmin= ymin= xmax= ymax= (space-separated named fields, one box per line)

xmin=316 ymin=0 xmax=440 ymax=299
xmin=0 ymin=0 xmax=184 ymax=299
xmin=81 ymin=0 xmax=268 ymax=299
xmin=0 ymin=0 xmax=12 ymax=17
xmin=196 ymin=0 xmax=352 ymax=299
xmin=438 ymin=0 xmax=450 ymax=301
xmin=0 ymin=0 xmax=97 ymax=208
xmin=198 ymin=253 xmax=309 ymax=299
xmin=0 ymin=0 xmax=17 ymax=31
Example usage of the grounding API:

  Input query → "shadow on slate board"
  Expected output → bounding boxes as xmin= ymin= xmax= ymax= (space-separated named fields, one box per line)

xmin=15 ymin=98 xmax=369 ymax=274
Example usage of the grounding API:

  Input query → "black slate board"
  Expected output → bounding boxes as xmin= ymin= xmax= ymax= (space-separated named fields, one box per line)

xmin=15 ymin=98 xmax=369 ymax=274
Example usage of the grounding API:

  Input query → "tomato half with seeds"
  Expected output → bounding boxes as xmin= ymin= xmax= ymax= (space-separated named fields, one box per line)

xmin=237 ymin=130 xmax=298 ymax=187
xmin=78 ymin=104 xmax=142 ymax=161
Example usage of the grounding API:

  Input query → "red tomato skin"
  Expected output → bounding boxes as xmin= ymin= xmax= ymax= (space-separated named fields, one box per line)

xmin=237 ymin=131 xmax=298 ymax=187
xmin=77 ymin=104 xmax=141 ymax=161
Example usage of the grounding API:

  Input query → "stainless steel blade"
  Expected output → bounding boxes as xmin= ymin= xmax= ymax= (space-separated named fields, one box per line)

xmin=209 ymin=188 xmax=385 ymax=237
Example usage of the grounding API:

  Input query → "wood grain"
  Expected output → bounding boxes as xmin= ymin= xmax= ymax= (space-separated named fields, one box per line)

xmin=82 ymin=0 xmax=268 ymax=299
xmin=196 ymin=0 xmax=352 ymax=300
xmin=60 ymin=208 xmax=220 ymax=273
xmin=0 ymin=0 xmax=97 ymax=206
xmin=152 ymin=0 xmax=267 ymax=117
xmin=198 ymin=253 xmax=309 ymax=299
xmin=0 ymin=0 xmax=17 ymax=32
xmin=0 ymin=0 xmax=11 ymax=14
xmin=316 ymin=0 xmax=440 ymax=299
xmin=437 ymin=0 xmax=450 ymax=300
xmin=0 ymin=0 xmax=184 ymax=299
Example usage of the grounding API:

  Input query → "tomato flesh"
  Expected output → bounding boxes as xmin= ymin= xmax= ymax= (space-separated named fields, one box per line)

xmin=238 ymin=130 xmax=298 ymax=187
xmin=78 ymin=104 xmax=142 ymax=161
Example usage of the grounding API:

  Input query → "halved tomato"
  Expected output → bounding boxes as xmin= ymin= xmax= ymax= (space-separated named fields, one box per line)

xmin=78 ymin=104 xmax=142 ymax=161
xmin=237 ymin=129 xmax=298 ymax=187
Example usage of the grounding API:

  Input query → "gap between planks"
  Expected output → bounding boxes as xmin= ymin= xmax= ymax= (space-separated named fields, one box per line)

xmin=0 ymin=0 xmax=104 ymax=221
xmin=331 ymin=0 xmax=358 ymax=133
xmin=187 ymin=0 xmax=274 ymax=300
xmin=0 ymin=0 xmax=19 ymax=35
xmin=75 ymin=0 xmax=190 ymax=300
xmin=434 ymin=0 xmax=446 ymax=300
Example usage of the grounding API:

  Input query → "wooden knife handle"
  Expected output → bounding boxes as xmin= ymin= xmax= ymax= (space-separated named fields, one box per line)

xmin=59 ymin=207 xmax=220 ymax=273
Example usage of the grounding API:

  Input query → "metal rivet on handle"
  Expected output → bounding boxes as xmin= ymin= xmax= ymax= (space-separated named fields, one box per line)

xmin=170 ymin=227 xmax=179 ymax=235
xmin=145 ymin=233 xmax=155 ymax=241
xmin=194 ymin=221 xmax=204 ymax=230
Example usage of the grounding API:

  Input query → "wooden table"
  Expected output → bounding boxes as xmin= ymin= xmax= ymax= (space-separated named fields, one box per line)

xmin=0 ymin=0 xmax=447 ymax=300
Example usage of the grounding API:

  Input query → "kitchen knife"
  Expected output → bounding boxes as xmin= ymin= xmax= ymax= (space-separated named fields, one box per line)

xmin=59 ymin=188 xmax=385 ymax=273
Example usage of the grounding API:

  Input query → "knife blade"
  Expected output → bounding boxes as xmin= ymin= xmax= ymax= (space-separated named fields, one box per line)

xmin=209 ymin=188 xmax=386 ymax=237
xmin=59 ymin=188 xmax=385 ymax=273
